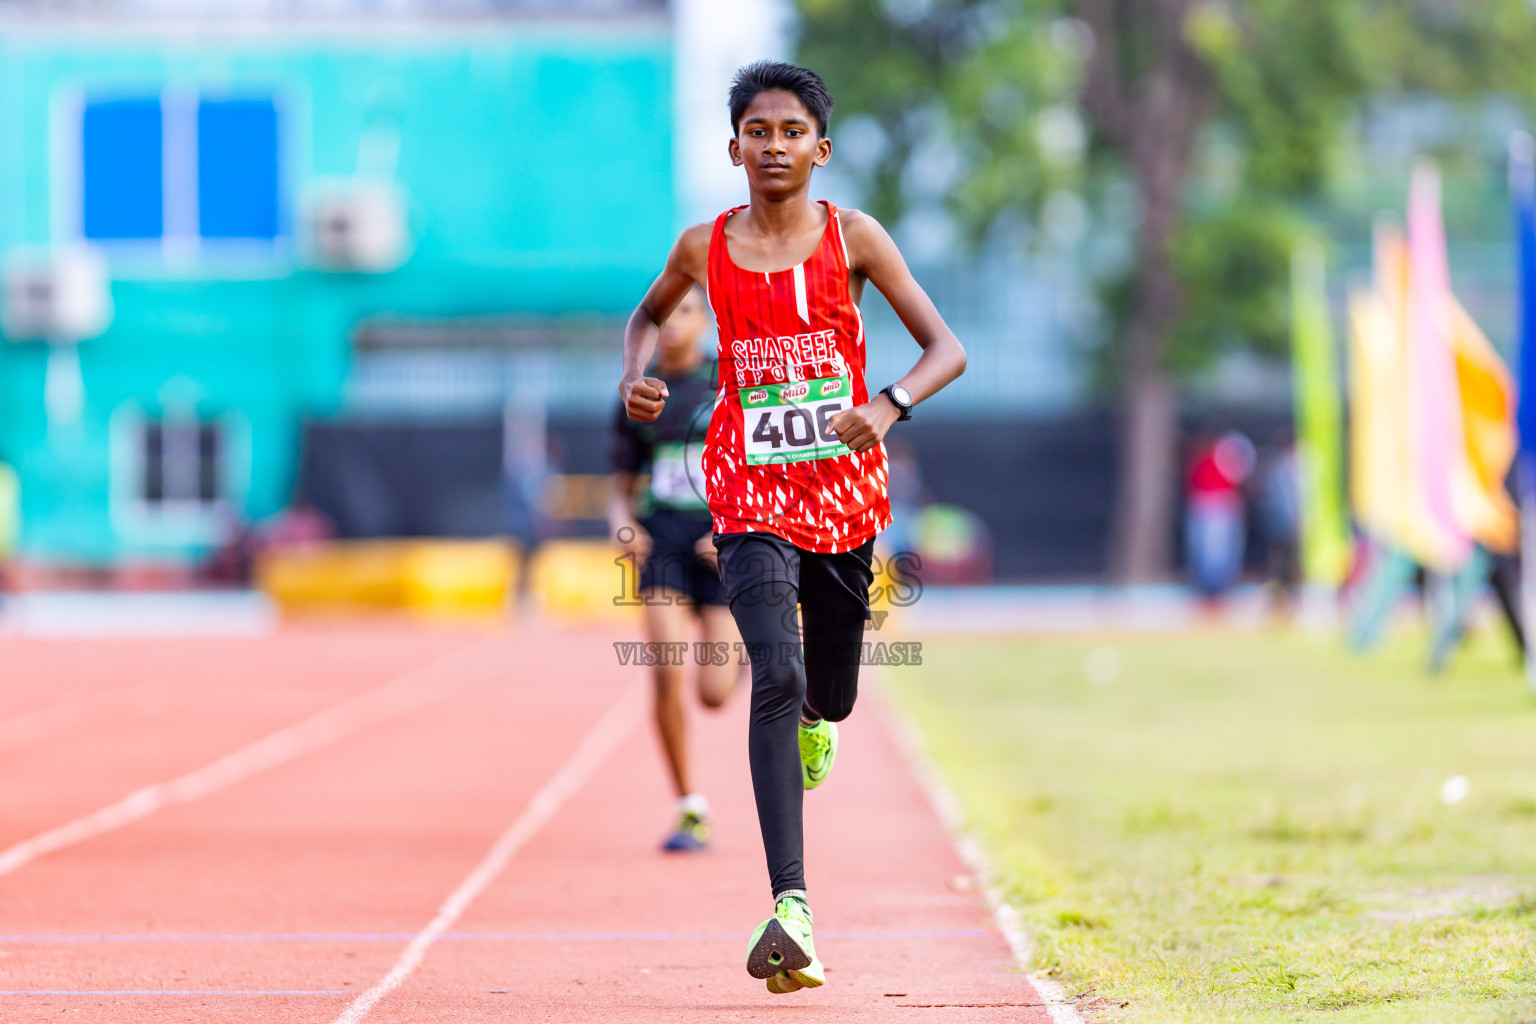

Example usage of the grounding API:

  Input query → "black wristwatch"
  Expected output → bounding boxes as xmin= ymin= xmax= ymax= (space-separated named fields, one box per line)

xmin=880 ymin=384 xmax=914 ymax=421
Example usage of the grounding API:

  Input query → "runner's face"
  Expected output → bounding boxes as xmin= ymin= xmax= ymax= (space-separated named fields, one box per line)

xmin=658 ymin=290 xmax=707 ymax=362
xmin=730 ymin=91 xmax=831 ymax=196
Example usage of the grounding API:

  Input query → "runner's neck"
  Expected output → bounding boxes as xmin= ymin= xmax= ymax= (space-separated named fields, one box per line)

xmin=740 ymin=193 xmax=826 ymax=239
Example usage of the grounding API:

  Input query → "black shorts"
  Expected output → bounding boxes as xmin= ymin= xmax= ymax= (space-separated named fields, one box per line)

xmin=639 ymin=509 xmax=726 ymax=608
xmin=713 ymin=530 xmax=875 ymax=620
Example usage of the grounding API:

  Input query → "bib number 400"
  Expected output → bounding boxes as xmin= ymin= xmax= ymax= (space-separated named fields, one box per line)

xmin=751 ymin=403 xmax=843 ymax=450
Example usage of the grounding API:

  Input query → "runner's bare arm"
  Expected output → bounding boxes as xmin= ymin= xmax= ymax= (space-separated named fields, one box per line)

xmin=620 ymin=224 xmax=712 ymax=423
xmin=828 ymin=210 xmax=966 ymax=452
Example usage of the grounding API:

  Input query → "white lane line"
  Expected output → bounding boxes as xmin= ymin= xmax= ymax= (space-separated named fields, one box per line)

xmin=871 ymin=671 xmax=1087 ymax=1024
xmin=331 ymin=679 xmax=645 ymax=1024
xmin=0 ymin=639 xmax=498 ymax=880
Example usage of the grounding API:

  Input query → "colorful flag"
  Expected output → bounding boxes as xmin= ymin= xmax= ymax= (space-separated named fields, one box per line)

xmin=1514 ymin=132 xmax=1536 ymax=457
xmin=1347 ymin=220 xmax=1409 ymax=544
xmin=1448 ymin=298 xmax=1518 ymax=553
xmin=1351 ymin=159 xmax=1516 ymax=653
xmin=1510 ymin=130 xmax=1536 ymax=689
xmin=1402 ymin=160 xmax=1473 ymax=572
xmin=1289 ymin=238 xmax=1350 ymax=585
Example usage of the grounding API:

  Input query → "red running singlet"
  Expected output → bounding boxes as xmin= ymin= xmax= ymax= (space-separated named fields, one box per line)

xmin=703 ymin=201 xmax=892 ymax=553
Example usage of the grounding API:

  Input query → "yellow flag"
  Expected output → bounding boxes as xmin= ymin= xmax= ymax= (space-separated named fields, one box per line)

xmin=1449 ymin=301 xmax=1518 ymax=552
xmin=1348 ymin=286 xmax=1408 ymax=542
xmin=1348 ymin=222 xmax=1411 ymax=547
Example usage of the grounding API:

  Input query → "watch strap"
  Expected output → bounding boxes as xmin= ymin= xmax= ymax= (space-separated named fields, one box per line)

xmin=880 ymin=385 xmax=914 ymax=421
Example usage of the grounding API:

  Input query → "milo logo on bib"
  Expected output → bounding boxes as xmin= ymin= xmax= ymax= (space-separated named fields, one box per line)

xmin=739 ymin=374 xmax=855 ymax=466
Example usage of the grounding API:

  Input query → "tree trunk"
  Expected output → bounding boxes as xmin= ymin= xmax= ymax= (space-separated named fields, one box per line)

xmin=1106 ymin=185 xmax=1186 ymax=583
xmin=1108 ymin=342 xmax=1179 ymax=582
xmin=1087 ymin=1 xmax=1208 ymax=583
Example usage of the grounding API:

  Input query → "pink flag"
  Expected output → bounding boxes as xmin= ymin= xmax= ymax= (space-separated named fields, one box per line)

xmin=1404 ymin=160 xmax=1473 ymax=570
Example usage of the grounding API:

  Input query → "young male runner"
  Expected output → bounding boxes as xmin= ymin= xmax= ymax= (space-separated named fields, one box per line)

xmin=618 ymin=60 xmax=966 ymax=993
xmin=608 ymin=286 xmax=743 ymax=852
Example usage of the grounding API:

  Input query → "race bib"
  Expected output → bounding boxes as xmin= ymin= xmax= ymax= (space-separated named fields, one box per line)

xmin=739 ymin=375 xmax=854 ymax=466
xmin=650 ymin=441 xmax=708 ymax=509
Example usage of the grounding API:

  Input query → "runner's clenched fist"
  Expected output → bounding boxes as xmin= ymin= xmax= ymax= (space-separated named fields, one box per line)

xmin=829 ymin=398 xmax=901 ymax=454
xmin=621 ymin=376 xmax=669 ymax=422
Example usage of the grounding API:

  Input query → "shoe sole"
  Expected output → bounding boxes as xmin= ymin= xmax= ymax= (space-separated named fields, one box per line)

xmin=766 ymin=970 xmax=805 ymax=994
xmin=660 ymin=834 xmax=707 ymax=852
xmin=746 ymin=919 xmax=812 ymax=980
xmin=785 ymin=965 xmax=824 ymax=990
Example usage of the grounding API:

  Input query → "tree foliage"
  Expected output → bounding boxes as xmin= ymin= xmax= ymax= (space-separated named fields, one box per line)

xmin=796 ymin=0 xmax=1536 ymax=376
xmin=796 ymin=0 xmax=1536 ymax=580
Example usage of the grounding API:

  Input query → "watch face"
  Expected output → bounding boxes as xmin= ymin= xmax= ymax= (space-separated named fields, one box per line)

xmin=891 ymin=385 xmax=912 ymax=408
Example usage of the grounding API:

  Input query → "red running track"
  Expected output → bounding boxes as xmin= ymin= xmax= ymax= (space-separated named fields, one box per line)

xmin=0 ymin=623 xmax=1056 ymax=1022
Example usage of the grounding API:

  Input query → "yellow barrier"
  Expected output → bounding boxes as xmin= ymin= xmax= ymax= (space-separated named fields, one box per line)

xmin=525 ymin=538 xmax=638 ymax=623
xmin=520 ymin=539 xmax=906 ymax=626
xmin=256 ymin=539 xmax=519 ymax=616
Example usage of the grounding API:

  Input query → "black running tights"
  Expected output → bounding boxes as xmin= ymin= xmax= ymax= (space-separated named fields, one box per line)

xmin=731 ymin=579 xmax=867 ymax=897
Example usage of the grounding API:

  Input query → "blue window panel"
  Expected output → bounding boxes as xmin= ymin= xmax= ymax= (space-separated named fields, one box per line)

xmin=197 ymin=99 xmax=279 ymax=239
xmin=82 ymin=99 xmax=163 ymax=240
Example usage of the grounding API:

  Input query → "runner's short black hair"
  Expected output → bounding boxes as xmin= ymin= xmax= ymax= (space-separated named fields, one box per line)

xmin=729 ymin=60 xmax=833 ymax=138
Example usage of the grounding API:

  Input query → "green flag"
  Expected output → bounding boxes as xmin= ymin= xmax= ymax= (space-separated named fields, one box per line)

xmin=1291 ymin=239 xmax=1352 ymax=586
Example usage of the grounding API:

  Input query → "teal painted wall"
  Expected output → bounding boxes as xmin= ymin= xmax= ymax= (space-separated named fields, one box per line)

xmin=0 ymin=22 xmax=672 ymax=563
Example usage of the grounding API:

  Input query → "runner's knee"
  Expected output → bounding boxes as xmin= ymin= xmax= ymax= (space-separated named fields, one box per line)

xmin=733 ymin=581 xmax=805 ymax=721
xmin=804 ymin=664 xmax=858 ymax=722
xmin=815 ymin=697 xmax=855 ymax=723
xmin=748 ymin=644 xmax=804 ymax=720
xmin=802 ymin=628 xmax=861 ymax=723
xmin=697 ymin=666 xmax=733 ymax=709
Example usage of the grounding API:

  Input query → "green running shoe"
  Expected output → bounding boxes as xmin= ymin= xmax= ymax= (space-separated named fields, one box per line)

xmin=746 ymin=895 xmax=824 ymax=991
xmin=799 ymin=718 xmax=838 ymax=790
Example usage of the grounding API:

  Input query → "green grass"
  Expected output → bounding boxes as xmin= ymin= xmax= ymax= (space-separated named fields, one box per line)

xmin=887 ymin=626 xmax=1536 ymax=1023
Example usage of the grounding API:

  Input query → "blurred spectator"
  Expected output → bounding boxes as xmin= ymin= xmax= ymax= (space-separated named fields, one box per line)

xmin=1489 ymin=553 xmax=1525 ymax=656
xmin=262 ymin=495 xmax=336 ymax=549
xmin=875 ymin=441 xmax=992 ymax=585
xmin=1428 ymin=550 xmax=1525 ymax=673
xmin=1185 ymin=428 xmax=1254 ymax=600
xmin=505 ymin=434 xmax=561 ymax=549
xmin=1256 ymin=429 xmax=1301 ymax=615
xmin=204 ymin=508 xmax=258 ymax=587
xmin=911 ymin=504 xmax=993 ymax=585
xmin=206 ymin=495 xmax=335 ymax=588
